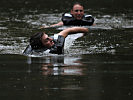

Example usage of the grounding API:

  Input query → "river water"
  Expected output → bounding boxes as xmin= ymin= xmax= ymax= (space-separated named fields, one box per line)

xmin=0 ymin=0 xmax=133 ymax=100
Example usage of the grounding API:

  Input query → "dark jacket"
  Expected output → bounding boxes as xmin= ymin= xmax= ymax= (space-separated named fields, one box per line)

xmin=62 ymin=13 xmax=94 ymax=26
xmin=23 ymin=35 xmax=65 ymax=55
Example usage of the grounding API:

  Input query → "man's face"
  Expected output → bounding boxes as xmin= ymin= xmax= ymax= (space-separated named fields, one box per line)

xmin=71 ymin=4 xmax=84 ymax=20
xmin=41 ymin=33 xmax=54 ymax=48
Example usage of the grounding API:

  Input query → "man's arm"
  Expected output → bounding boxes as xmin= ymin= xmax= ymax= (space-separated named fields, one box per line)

xmin=40 ymin=21 xmax=63 ymax=29
xmin=58 ymin=27 xmax=89 ymax=38
xmin=50 ymin=21 xmax=63 ymax=27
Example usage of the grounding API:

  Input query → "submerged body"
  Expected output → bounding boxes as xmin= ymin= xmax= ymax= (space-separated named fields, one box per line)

xmin=23 ymin=27 xmax=89 ymax=55
xmin=23 ymin=35 xmax=65 ymax=55
xmin=62 ymin=13 xmax=94 ymax=26
xmin=41 ymin=3 xmax=95 ymax=28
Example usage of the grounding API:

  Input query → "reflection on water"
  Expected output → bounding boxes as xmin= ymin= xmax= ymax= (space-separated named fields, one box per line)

xmin=42 ymin=66 xmax=84 ymax=76
xmin=27 ymin=55 xmax=85 ymax=75
xmin=0 ymin=0 xmax=133 ymax=100
xmin=1 ymin=54 xmax=133 ymax=100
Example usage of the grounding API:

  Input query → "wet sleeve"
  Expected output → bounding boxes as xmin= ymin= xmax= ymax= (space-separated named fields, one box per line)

xmin=50 ymin=35 xmax=65 ymax=54
xmin=23 ymin=45 xmax=33 ymax=55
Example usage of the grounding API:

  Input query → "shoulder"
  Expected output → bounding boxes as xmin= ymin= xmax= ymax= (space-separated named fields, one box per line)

xmin=62 ymin=13 xmax=72 ymax=17
xmin=82 ymin=14 xmax=95 ymax=25
xmin=84 ymin=14 xmax=94 ymax=20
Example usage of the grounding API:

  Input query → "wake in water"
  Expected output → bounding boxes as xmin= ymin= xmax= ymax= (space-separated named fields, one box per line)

xmin=0 ymin=9 xmax=133 ymax=56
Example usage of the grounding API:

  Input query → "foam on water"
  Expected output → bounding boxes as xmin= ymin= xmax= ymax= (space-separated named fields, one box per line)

xmin=0 ymin=9 xmax=133 ymax=56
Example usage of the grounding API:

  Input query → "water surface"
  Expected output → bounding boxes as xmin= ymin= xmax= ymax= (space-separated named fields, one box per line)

xmin=0 ymin=0 xmax=133 ymax=100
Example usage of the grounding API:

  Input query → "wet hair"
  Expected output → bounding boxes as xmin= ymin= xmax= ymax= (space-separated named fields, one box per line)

xmin=72 ymin=2 xmax=83 ymax=9
xmin=30 ymin=32 xmax=45 ymax=49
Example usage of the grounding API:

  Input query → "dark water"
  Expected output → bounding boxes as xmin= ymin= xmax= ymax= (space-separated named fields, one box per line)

xmin=0 ymin=0 xmax=133 ymax=100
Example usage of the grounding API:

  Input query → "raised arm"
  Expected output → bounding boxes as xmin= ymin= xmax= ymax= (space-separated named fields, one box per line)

xmin=58 ymin=27 xmax=89 ymax=38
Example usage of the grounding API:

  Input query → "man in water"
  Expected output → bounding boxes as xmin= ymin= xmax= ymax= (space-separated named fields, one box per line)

xmin=23 ymin=27 xmax=88 ymax=55
xmin=41 ymin=2 xmax=94 ymax=28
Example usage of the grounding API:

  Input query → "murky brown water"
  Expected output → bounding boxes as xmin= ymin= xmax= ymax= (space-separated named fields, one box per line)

xmin=0 ymin=0 xmax=133 ymax=100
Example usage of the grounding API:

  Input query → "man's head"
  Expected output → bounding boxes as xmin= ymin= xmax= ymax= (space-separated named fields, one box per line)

xmin=71 ymin=3 xmax=84 ymax=20
xmin=30 ymin=32 xmax=54 ymax=49
xmin=41 ymin=33 xmax=54 ymax=48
